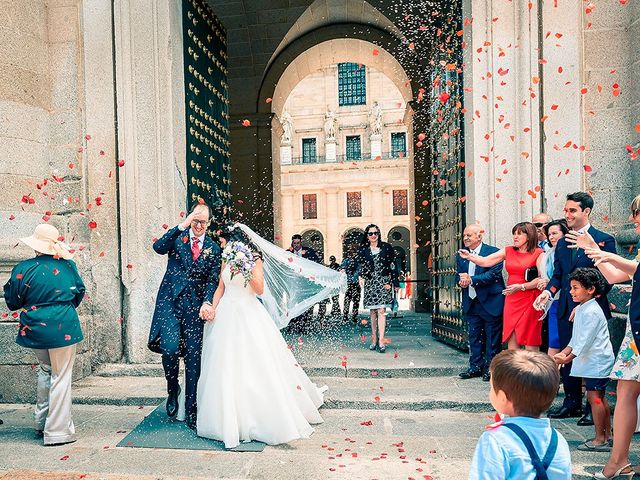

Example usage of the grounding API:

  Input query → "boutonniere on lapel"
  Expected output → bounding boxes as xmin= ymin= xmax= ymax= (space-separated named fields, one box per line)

xmin=201 ymin=247 xmax=212 ymax=259
xmin=181 ymin=235 xmax=189 ymax=244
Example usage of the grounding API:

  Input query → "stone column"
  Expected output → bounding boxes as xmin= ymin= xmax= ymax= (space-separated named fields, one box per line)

xmin=231 ymin=111 xmax=275 ymax=239
xmin=463 ymin=0 xmax=572 ymax=245
xmin=325 ymin=188 xmax=339 ymax=258
xmin=82 ymin=0 xmax=123 ymax=366
xmin=371 ymin=186 xmax=385 ymax=229
xmin=113 ymin=0 xmax=187 ymax=362
xmin=279 ymin=192 xmax=294 ymax=247
xmin=539 ymin=0 xmax=583 ymax=217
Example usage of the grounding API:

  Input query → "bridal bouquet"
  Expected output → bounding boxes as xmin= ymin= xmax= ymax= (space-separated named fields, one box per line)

xmin=222 ymin=241 xmax=255 ymax=286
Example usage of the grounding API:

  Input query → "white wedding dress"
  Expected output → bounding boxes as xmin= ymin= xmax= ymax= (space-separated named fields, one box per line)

xmin=195 ymin=266 xmax=325 ymax=448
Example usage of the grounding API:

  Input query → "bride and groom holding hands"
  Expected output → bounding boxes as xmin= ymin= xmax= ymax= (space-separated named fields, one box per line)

xmin=148 ymin=202 xmax=344 ymax=448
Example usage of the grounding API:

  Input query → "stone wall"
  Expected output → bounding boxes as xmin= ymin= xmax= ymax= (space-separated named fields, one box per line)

xmin=0 ymin=0 xmax=189 ymax=402
xmin=463 ymin=0 xmax=640 ymax=242
xmin=583 ymin=0 xmax=640 ymax=233
xmin=0 ymin=0 xmax=121 ymax=401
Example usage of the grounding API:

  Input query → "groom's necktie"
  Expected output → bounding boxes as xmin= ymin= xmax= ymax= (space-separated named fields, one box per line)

xmin=191 ymin=237 xmax=201 ymax=261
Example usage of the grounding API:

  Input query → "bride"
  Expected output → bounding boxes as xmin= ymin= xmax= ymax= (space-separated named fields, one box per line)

xmin=194 ymin=224 xmax=345 ymax=448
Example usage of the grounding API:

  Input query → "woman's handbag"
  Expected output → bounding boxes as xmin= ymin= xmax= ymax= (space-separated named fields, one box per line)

xmin=524 ymin=266 xmax=539 ymax=282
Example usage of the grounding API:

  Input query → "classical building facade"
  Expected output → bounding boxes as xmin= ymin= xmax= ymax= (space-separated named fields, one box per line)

xmin=273 ymin=63 xmax=413 ymax=267
xmin=0 ymin=0 xmax=639 ymax=400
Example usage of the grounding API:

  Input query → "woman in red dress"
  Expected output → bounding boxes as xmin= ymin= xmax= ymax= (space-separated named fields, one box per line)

xmin=458 ymin=222 xmax=544 ymax=350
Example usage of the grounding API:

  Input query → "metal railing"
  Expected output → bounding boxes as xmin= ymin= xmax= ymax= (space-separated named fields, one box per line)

xmin=287 ymin=151 xmax=408 ymax=165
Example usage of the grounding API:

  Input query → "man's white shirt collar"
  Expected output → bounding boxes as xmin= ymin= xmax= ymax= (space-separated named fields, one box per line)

xmin=470 ymin=243 xmax=483 ymax=255
xmin=577 ymin=223 xmax=591 ymax=234
xmin=189 ymin=229 xmax=206 ymax=244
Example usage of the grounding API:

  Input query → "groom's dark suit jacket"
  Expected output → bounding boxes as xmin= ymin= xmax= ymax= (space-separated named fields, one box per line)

xmin=545 ymin=225 xmax=616 ymax=347
xmin=148 ymin=226 xmax=221 ymax=353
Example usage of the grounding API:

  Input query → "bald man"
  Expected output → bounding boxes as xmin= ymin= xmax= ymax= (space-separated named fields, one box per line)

xmin=456 ymin=224 xmax=505 ymax=381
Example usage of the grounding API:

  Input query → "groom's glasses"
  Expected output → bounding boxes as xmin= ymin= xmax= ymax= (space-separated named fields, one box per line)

xmin=367 ymin=231 xmax=379 ymax=236
xmin=191 ymin=219 xmax=210 ymax=227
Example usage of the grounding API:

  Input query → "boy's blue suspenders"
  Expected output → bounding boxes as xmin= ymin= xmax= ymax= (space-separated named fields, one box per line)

xmin=502 ymin=423 xmax=559 ymax=480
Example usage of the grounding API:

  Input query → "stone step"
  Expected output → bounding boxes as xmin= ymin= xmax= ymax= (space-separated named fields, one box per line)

xmin=72 ymin=374 xmax=512 ymax=412
xmin=94 ymin=362 xmax=462 ymax=379
xmin=0 ymin=404 xmax=609 ymax=480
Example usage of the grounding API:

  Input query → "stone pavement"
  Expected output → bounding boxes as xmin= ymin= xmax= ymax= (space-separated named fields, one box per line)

xmin=0 ymin=311 xmax=638 ymax=479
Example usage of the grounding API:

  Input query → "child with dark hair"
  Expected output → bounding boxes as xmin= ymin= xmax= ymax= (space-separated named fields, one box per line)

xmin=554 ymin=267 xmax=615 ymax=452
xmin=469 ymin=350 xmax=571 ymax=479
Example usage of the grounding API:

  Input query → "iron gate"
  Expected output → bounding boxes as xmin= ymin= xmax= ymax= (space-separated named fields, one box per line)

xmin=429 ymin=30 xmax=466 ymax=349
xmin=182 ymin=0 xmax=231 ymax=220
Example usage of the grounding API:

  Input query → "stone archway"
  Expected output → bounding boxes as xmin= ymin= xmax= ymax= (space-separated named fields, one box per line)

xmin=231 ymin=1 xmax=465 ymax=327
xmin=272 ymin=38 xmax=415 ymax=274
xmin=301 ymin=229 xmax=325 ymax=263
xmin=252 ymin=20 xmax=432 ymax=313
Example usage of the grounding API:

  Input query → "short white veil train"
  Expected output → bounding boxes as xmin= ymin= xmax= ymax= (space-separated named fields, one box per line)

xmin=233 ymin=223 xmax=347 ymax=329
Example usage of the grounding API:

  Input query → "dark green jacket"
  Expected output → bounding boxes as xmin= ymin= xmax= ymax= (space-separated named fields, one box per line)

xmin=3 ymin=255 xmax=85 ymax=349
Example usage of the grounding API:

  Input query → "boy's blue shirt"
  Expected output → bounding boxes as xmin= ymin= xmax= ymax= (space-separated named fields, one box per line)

xmin=469 ymin=416 xmax=571 ymax=480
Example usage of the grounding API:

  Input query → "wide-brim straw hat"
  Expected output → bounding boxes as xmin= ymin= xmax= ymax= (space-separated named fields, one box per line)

xmin=20 ymin=224 xmax=74 ymax=260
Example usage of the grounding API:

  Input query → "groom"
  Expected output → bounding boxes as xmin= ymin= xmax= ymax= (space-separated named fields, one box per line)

xmin=148 ymin=202 xmax=221 ymax=429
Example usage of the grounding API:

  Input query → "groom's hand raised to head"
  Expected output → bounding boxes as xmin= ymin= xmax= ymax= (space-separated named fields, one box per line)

xmin=180 ymin=210 xmax=199 ymax=230
xmin=200 ymin=303 xmax=215 ymax=321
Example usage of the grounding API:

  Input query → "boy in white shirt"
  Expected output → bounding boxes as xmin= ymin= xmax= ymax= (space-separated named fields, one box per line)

xmin=554 ymin=267 xmax=615 ymax=452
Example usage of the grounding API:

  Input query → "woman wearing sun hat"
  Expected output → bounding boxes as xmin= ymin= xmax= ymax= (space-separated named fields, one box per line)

xmin=3 ymin=223 xmax=86 ymax=446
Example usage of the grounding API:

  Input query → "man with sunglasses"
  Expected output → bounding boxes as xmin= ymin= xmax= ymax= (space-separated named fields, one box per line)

xmin=148 ymin=202 xmax=222 ymax=429
xmin=532 ymin=213 xmax=553 ymax=251
xmin=534 ymin=192 xmax=615 ymax=425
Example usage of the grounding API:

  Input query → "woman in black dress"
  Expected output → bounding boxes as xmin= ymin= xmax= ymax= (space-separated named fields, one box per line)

xmin=356 ymin=224 xmax=398 ymax=353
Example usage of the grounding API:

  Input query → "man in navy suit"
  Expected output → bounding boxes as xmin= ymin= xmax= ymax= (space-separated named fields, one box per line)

xmin=148 ymin=202 xmax=221 ymax=429
xmin=535 ymin=192 xmax=616 ymax=422
xmin=456 ymin=224 xmax=505 ymax=381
